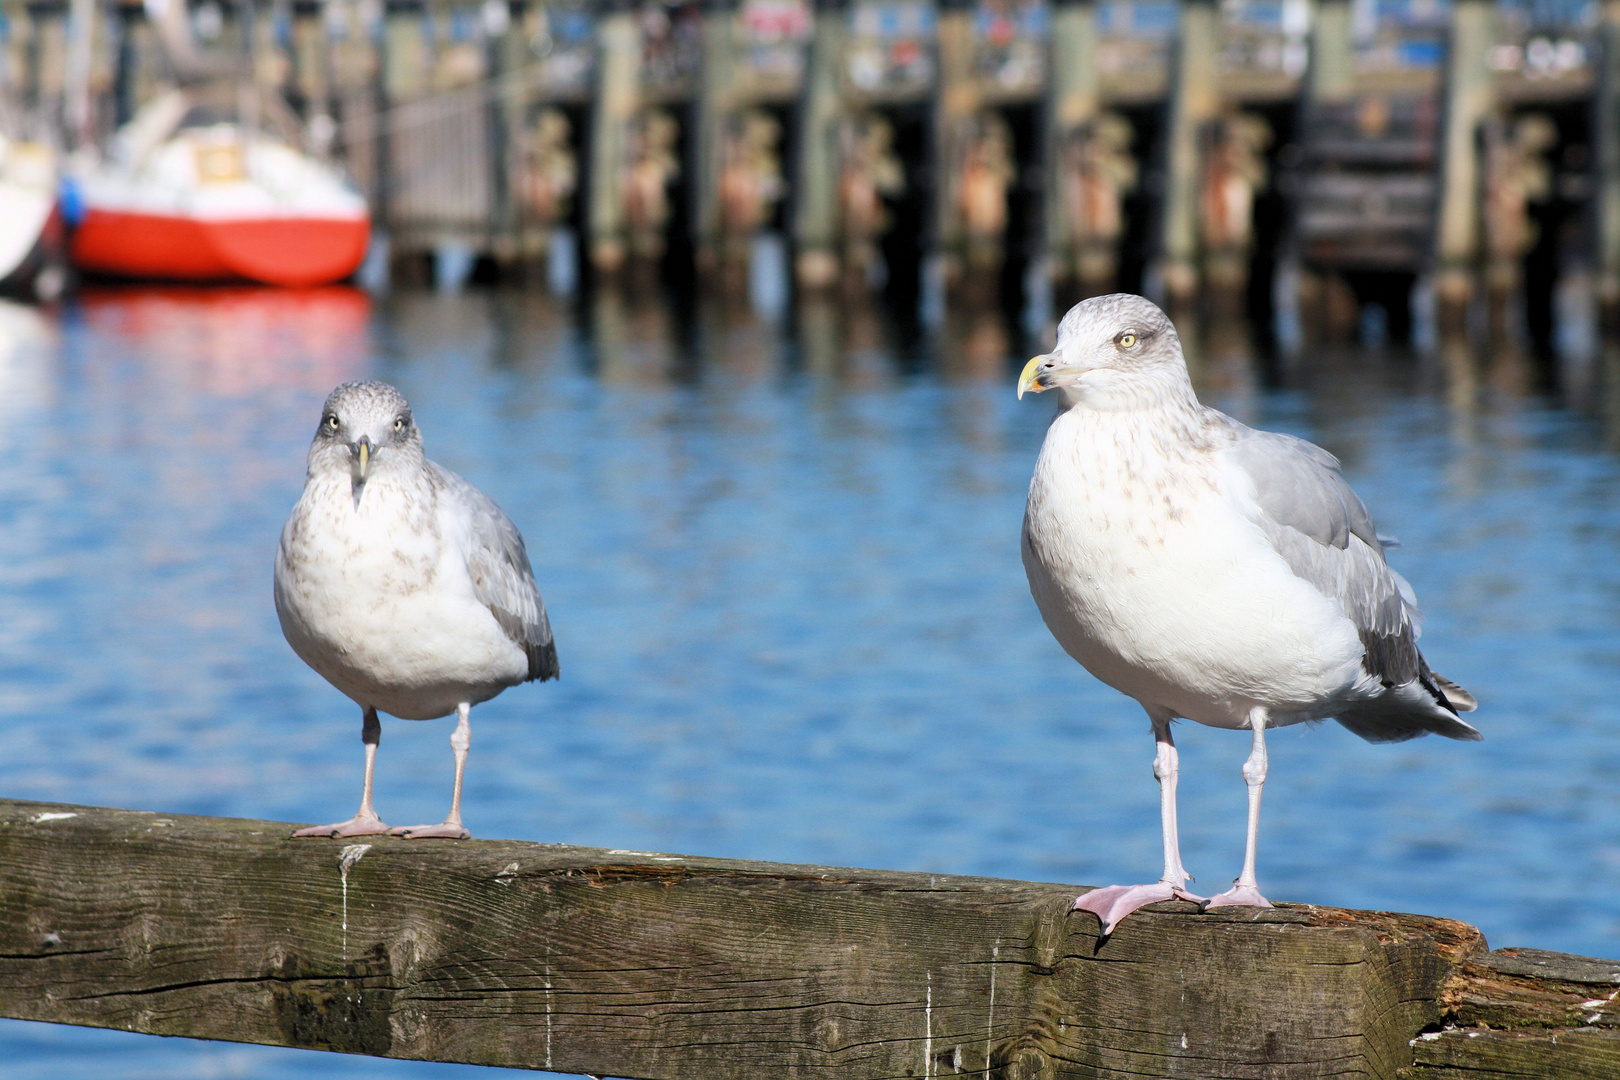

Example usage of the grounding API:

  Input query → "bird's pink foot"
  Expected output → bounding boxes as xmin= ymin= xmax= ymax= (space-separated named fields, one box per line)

xmin=291 ymin=814 xmax=390 ymax=838
xmin=388 ymin=822 xmax=471 ymax=840
xmin=1072 ymin=882 xmax=1206 ymax=936
xmin=1202 ymin=884 xmax=1273 ymax=911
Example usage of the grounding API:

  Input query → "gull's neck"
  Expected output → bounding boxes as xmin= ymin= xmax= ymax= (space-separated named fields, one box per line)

xmin=305 ymin=458 xmax=425 ymax=516
xmin=1057 ymin=365 xmax=1202 ymax=416
xmin=1045 ymin=375 xmax=1226 ymax=488
xmin=1060 ymin=375 xmax=1210 ymax=443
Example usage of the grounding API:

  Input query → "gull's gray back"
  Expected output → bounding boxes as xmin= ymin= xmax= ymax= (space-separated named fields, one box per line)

xmin=430 ymin=461 xmax=559 ymax=683
xmin=1224 ymin=423 xmax=1412 ymax=649
xmin=1217 ymin=414 xmax=1477 ymax=740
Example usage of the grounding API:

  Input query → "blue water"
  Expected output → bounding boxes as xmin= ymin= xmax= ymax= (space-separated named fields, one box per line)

xmin=2 ymin=286 xmax=1619 ymax=1077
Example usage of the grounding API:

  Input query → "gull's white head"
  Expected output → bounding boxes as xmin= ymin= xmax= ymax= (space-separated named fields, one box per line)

xmin=308 ymin=381 xmax=424 ymax=493
xmin=1017 ymin=294 xmax=1192 ymax=410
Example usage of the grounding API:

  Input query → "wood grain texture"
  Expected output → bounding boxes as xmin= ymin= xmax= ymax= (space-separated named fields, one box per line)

xmin=1403 ymin=1029 xmax=1620 ymax=1079
xmin=0 ymin=798 xmax=1602 ymax=1079
xmin=1442 ymin=948 xmax=1620 ymax=1030
xmin=1398 ymin=948 xmax=1620 ymax=1078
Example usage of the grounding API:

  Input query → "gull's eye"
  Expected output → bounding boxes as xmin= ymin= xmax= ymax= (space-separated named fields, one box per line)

xmin=324 ymin=414 xmax=340 ymax=432
xmin=1116 ymin=332 xmax=1138 ymax=350
xmin=394 ymin=416 xmax=407 ymax=432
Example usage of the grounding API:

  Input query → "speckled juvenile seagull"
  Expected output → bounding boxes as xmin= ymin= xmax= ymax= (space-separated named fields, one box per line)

xmin=275 ymin=381 xmax=558 ymax=840
xmin=1017 ymin=295 xmax=1479 ymax=935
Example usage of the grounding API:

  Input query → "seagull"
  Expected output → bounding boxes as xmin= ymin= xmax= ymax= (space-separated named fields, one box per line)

xmin=1017 ymin=295 xmax=1479 ymax=935
xmin=275 ymin=381 xmax=558 ymax=840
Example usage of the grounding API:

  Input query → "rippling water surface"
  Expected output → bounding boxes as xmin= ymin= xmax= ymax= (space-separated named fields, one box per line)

xmin=3 ymin=286 xmax=1619 ymax=1078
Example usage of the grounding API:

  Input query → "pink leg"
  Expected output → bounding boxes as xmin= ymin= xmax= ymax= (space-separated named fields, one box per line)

xmin=1204 ymin=709 xmax=1275 ymax=911
xmin=293 ymin=707 xmax=391 ymax=838
xmin=391 ymin=703 xmax=473 ymax=840
xmin=1072 ymin=712 xmax=1205 ymax=935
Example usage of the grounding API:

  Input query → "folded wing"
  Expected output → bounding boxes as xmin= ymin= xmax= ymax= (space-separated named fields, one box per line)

xmin=432 ymin=461 xmax=559 ymax=683
xmin=1220 ymin=421 xmax=1478 ymax=742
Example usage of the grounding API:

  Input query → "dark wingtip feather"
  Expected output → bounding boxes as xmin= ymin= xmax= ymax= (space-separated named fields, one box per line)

xmin=1427 ymin=712 xmax=1484 ymax=741
xmin=1431 ymin=672 xmax=1477 ymax=713
xmin=1418 ymin=668 xmax=1483 ymax=739
xmin=527 ymin=639 xmax=560 ymax=683
xmin=1335 ymin=709 xmax=1483 ymax=743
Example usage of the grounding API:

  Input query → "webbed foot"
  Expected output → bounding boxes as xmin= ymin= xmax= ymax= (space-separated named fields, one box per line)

xmin=1202 ymin=884 xmax=1272 ymax=911
xmin=387 ymin=822 xmax=471 ymax=840
xmin=1072 ymin=882 xmax=1206 ymax=936
xmin=291 ymin=814 xmax=390 ymax=839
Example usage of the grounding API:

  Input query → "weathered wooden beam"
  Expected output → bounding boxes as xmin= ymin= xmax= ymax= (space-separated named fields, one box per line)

xmin=0 ymin=797 xmax=1614 ymax=1080
xmin=1403 ymin=949 xmax=1620 ymax=1078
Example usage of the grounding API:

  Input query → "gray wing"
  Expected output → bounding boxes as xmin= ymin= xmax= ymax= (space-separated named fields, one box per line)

xmin=431 ymin=461 xmax=559 ymax=682
xmin=1220 ymin=421 xmax=1476 ymax=735
xmin=1227 ymin=426 xmax=1382 ymax=554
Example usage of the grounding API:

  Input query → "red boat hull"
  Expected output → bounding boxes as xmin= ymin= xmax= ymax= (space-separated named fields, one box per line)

xmin=71 ymin=209 xmax=370 ymax=287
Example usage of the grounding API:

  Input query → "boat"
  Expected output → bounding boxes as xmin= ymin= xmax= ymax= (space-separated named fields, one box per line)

xmin=0 ymin=137 xmax=63 ymax=299
xmin=67 ymin=91 xmax=369 ymax=288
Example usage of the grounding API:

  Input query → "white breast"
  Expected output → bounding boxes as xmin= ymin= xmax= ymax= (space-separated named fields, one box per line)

xmin=1022 ymin=406 xmax=1365 ymax=728
xmin=274 ymin=470 xmax=528 ymax=720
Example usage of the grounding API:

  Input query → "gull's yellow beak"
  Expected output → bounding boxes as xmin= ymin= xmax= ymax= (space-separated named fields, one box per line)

xmin=1018 ymin=354 xmax=1053 ymax=399
xmin=355 ymin=437 xmax=371 ymax=481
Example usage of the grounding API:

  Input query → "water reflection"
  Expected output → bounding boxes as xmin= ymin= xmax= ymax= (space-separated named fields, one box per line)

xmin=0 ymin=300 xmax=55 ymax=422
xmin=75 ymin=286 xmax=371 ymax=395
xmin=2 ymin=285 xmax=1620 ymax=1080
xmin=937 ymin=304 xmax=1013 ymax=381
xmin=588 ymin=287 xmax=689 ymax=385
xmin=1180 ymin=312 xmax=1261 ymax=422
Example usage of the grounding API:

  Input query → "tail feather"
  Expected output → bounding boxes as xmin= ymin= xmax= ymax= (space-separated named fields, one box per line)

xmin=1335 ymin=676 xmax=1482 ymax=744
xmin=526 ymin=638 xmax=559 ymax=682
xmin=1431 ymin=671 xmax=1477 ymax=712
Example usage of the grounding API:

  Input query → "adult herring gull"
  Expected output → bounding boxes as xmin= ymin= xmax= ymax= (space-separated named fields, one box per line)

xmin=275 ymin=381 xmax=558 ymax=839
xmin=1017 ymin=295 xmax=1479 ymax=935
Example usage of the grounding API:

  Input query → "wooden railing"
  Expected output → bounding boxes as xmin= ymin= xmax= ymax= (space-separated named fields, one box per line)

xmin=0 ymin=797 xmax=1615 ymax=1078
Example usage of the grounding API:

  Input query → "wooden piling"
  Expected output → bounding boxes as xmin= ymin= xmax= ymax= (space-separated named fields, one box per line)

xmin=693 ymin=0 xmax=739 ymax=271
xmin=1595 ymin=0 xmax=1620 ymax=333
xmin=380 ymin=0 xmax=427 ymax=110
xmin=1043 ymin=0 xmax=1101 ymax=292
xmin=109 ymin=2 xmax=139 ymax=129
xmin=790 ymin=0 xmax=845 ymax=287
xmin=488 ymin=0 xmax=527 ymax=266
xmin=1434 ymin=0 xmax=1496 ymax=331
xmin=1159 ymin=0 xmax=1220 ymax=310
xmin=588 ymin=0 xmax=640 ymax=273
xmin=1306 ymin=0 xmax=1355 ymax=106
xmin=932 ymin=0 xmax=976 ymax=288
xmin=3 ymin=798 xmax=1619 ymax=1079
xmin=36 ymin=5 xmax=69 ymax=133
xmin=332 ymin=0 xmax=382 ymax=212
xmin=376 ymin=0 xmax=428 ymax=235
xmin=62 ymin=0 xmax=92 ymax=148
xmin=1291 ymin=0 xmax=1357 ymax=336
xmin=290 ymin=1 xmax=330 ymax=122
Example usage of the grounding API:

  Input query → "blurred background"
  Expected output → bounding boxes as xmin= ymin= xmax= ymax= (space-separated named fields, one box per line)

xmin=2 ymin=0 xmax=1620 ymax=1075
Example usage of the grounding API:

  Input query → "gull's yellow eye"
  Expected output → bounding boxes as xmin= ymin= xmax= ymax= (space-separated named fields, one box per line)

xmin=1117 ymin=332 xmax=1138 ymax=349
